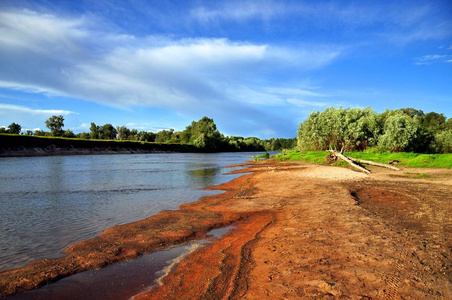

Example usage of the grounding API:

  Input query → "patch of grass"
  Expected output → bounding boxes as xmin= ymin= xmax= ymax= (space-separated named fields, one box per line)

xmin=274 ymin=150 xmax=329 ymax=164
xmin=275 ymin=150 xmax=452 ymax=169
xmin=412 ymin=173 xmax=430 ymax=179
xmin=346 ymin=151 xmax=452 ymax=169
xmin=254 ymin=152 xmax=270 ymax=161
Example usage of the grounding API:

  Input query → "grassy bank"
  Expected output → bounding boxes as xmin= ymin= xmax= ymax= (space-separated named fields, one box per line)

xmin=275 ymin=150 xmax=452 ymax=169
xmin=0 ymin=134 xmax=198 ymax=156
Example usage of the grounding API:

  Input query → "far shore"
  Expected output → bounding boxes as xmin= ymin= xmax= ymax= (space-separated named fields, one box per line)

xmin=1 ymin=160 xmax=451 ymax=299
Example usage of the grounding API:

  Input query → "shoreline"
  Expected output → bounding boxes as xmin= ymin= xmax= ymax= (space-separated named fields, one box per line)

xmin=1 ymin=160 xmax=451 ymax=299
xmin=0 ymin=162 xmax=260 ymax=298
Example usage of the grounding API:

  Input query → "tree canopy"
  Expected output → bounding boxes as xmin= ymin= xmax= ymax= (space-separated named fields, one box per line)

xmin=1 ymin=116 xmax=296 ymax=152
xmin=298 ymin=107 xmax=451 ymax=153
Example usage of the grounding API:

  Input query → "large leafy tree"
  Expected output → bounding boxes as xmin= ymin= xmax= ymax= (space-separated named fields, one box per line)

xmin=117 ymin=126 xmax=130 ymax=140
xmin=186 ymin=116 xmax=222 ymax=150
xmin=90 ymin=123 xmax=100 ymax=139
xmin=7 ymin=122 xmax=21 ymax=134
xmin=45 ymin=115 xmax=64 ymax=136
xmin=377 ymin=112 xmax=433 ymax=152
xmin=298 ymin=107 xmax=380 ymax=151
xmin=101 ymin=124 xmax=117 ymax=140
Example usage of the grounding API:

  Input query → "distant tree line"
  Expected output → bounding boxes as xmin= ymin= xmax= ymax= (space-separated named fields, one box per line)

xmin=298 ymin=107 xmax=452 ymax=153
xmin=1 ymin=116 xmax=296 ymax=152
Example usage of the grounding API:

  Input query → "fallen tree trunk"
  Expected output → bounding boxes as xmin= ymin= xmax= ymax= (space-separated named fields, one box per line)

xmin=327 ymin=150 xmax=371 ymax=174
xmin=350 ymin=158 xmax=400 ymax=171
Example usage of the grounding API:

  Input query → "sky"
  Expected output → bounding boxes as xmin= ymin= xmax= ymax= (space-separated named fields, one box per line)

xmin=0 ymin=0 xmax=451 ymax=138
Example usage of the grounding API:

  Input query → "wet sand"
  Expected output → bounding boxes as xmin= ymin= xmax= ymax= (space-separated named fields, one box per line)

xmin=1 ymin=160 xmax=451 ymax=299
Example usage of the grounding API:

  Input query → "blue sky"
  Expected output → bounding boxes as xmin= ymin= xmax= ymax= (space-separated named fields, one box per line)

xmin=0 ymin=0 xmax=451 ymax=138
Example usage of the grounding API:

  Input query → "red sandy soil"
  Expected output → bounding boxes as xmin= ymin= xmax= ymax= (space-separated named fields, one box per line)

xmin=1 ymin=160 xmax=451 ymax=299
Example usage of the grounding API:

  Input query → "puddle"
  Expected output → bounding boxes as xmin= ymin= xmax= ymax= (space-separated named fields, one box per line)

xmin=7 ymin=225 xmax=235 ymax=300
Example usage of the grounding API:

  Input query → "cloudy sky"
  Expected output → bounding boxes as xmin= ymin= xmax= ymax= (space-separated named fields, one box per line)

xmin=0 ymin=0 xmax=451 ymax=138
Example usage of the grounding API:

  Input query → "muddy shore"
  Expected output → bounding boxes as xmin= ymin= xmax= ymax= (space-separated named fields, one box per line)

xmin=1 ymin=160 xmax=451 ymax=299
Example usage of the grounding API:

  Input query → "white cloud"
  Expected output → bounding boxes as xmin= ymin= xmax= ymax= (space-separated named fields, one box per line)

xmin=414 ymin=54 xmax=450 ymax=65
xmin=0 ymin=103 xmax=76 ymax=115
xmin=0 ymin=10 xmax=341 ymax=113
xmin=190 ymin=1 xmax=287 ymax=23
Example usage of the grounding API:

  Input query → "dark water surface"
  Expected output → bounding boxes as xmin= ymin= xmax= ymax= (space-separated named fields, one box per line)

xmin=0 ymin=152 xmax=256 ymax=272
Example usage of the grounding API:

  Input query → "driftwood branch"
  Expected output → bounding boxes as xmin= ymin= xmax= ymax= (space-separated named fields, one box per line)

xmin=350 ymin=158 xmax=400 ymax=171
xmin=327 ymin=150 xmax=370 ymax=174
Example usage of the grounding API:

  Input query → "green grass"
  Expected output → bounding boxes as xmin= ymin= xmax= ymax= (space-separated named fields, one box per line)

xmin=412 ymin=173 xmax=430 ymax=179
xmin=274 ymin=150 xmax=329 ymax=164
xmin=253 ymin=152 xmax=270 ymax=161
xmin=274 ymin=150 xmax=452 ymax=169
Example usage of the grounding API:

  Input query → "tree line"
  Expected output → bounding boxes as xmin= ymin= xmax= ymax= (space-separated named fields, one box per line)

xmin=298 ymin=107 xmax=452 ymax=153
xmin=0 ymin=116 xmax=296 ymax=152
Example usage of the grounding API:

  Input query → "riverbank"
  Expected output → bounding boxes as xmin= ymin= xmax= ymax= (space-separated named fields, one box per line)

xmin=0 ymin=134 xmax=198 ymax=157
xmin=1 ymin=160 xmax=451 ymax=298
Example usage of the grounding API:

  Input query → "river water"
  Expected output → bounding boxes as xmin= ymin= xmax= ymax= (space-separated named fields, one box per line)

xmin=0 ymin=152 xmax=258 ymax=272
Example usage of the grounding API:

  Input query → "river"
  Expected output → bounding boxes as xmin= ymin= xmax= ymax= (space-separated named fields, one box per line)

xmin=0 ymin=152 xmax=258 ymax=272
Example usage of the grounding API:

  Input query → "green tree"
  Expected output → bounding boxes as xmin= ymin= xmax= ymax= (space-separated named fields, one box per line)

xmin=187 ymin=117 xmax=222 ymax=150
xmin=34 ymin=129 xmax=47 ymax=136
xmin=435 ymin=129 xmax=452 ymax=153
xmin=101 ymin=124 xmax=117 ymax=140
xmin=77 ymin=132 xmax=90 ymax=139
xmin=378 ymin=112 xmax=422 ymax=152
xmin=422 ymin=112 xmax=446 ymax=133
xmin=63 ymin=129 xmax=76 ymax=138
xmin=90 ymin=123 xmax=100 ymax=139
xmin=117 ymin=126 xmax=130 ymax=140
xmin=45 ymin=115 xmax=64 ymax=136
xmin=0 ymin=127 xmax=6 ymax=133
xmin=155 ymin=129 xmax=174 ymax=143
xmin=7 ymin=122 xmax=21 ymax=134
xmin=297 ymin=107 xmax=380 ymax=151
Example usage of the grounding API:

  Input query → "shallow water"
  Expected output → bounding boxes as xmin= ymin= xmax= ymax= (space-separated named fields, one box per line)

xmin=0 ymin=152 xmax=256 ymax=271
xmin=6 ymin=226 xmax=236 ymax=300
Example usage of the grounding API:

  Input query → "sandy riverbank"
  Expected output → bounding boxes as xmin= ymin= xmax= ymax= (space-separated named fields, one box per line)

xmin=1 ymin=160 xmax=451 ymax=299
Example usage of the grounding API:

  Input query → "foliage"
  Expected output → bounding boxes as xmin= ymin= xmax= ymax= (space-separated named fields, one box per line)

xmin=298 ymin=107 xmax=379 ymax=151
xmin=8 ymin=123 xmax=22 ymax=134
xmin=378 ymin=112 xmax=431 ymax=152
xmin=254 ymin=152 xmax=270 ymax=161
xmin=297 ymin=107 xmax=450 ymax=153
xmin=45 ymin=115 xmax=65 ymax=137
xmin=434 ymin=130 xmax=452 ymax=153
xmin=2 ymin=116 xmax=294 ymax=152
xmin=185 ymin=117 xmax=222 ymax=150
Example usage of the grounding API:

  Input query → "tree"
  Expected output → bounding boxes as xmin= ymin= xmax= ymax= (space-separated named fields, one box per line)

xmin=378 ymin=112 xmax=422 ymax=152
xmin=155 ymin=129 xmax=174 ymax=143
xmin=63 ymin=129 xmax=76 ymax=138
xmin=187 ymin=117 xmax=222 ymax=150
xmin=297 ymin=107 xmax=380 ymax=151
xmin=7 ymin=122 xmax=21 ymax=134
xmin=435 ymin=129 xmax=452 ymax=153
xmin=117 ymin=126 xmax=130 ymax=140
xmin=101 ymin=124 xmax=117 ymax=140
xmin=45 ymin=115 xmax=65 ymax=136
xmin=77 ymin=132 xmax=90 ymax=139
xmin=0 ymin=127 xmax=6 ymax=133
xmin=422 ymin=112 xmax=446 ymax=133
xmin=90 ymin=123 xmax=100 ymax=139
